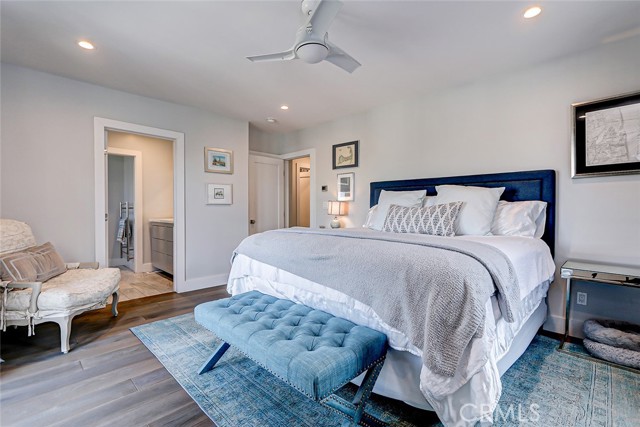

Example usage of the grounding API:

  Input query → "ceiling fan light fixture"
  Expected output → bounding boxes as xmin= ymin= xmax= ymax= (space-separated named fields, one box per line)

xmin=247 ymin=0 xmax=359 ymax=73
xmin=296 ymin=42 xmax=329 ymax=64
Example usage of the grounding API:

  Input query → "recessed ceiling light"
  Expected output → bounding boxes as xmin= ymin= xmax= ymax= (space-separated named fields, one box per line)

xmin=523 ymin=6 xmax=542 ymax=19
xmin=78 ymin=40 xmax=95 ymax=50
xmin=266 ymin=117 xmax=277 ymax=124
xmin=280 ymin=105 xmax=289 ymax=110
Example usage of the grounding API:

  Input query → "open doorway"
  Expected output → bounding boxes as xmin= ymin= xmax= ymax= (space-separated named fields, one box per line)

xmin=106 ymin=131 xmax=174 ymax=301
xmin=288 ymin=157 xmax=311 ymax=227
xmin=248 ymin=149 xmax=316 ymax=233
xmin=107 ymin=147 xmax=140 ymax=272
xmin=281 ymin=148 xmax=316 ymax=228
xmin=95 ymin=117 xmax=185 ymax=296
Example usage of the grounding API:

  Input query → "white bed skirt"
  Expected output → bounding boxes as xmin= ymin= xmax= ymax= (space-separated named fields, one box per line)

xmin=352 ymin=299 xmax=547 ymax=411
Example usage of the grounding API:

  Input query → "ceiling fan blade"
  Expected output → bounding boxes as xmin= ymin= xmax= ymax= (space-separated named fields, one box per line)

xmin=307 ymin=0 xmax=343 ymax=35
xmin=325 ymin=41 xmax=361 ymax=73
xmin=247 ymin=49 xmax=296 ymax=62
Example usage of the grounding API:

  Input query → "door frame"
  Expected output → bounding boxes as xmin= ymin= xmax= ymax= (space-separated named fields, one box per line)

xmin=280 ymin=148 xmax=316 ymax=228
xmin=106 ymin=147 xmax=144 ymax=273
xmin=94 ymin=117 xmax=185 ymax=292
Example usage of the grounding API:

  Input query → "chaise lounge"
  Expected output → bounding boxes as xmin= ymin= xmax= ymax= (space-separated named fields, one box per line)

xmin=0 ymin=219 xmax=121 ymax=353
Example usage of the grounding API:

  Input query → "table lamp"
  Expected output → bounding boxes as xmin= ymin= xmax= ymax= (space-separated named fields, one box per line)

xmin=327 ymin=200 xmax=348 ymax=228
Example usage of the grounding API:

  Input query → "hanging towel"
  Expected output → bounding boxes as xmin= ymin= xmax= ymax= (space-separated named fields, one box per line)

xmin=116 ymin=218 xmax=126 ymax=243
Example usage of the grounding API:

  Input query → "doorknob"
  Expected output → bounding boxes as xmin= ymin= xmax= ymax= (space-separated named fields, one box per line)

xmin=250 ymin=219 xmax=256 ymax=224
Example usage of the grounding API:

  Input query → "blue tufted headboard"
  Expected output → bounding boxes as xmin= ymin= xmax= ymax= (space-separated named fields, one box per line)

xmin=370 ymin=170 xmax=556 ymax=257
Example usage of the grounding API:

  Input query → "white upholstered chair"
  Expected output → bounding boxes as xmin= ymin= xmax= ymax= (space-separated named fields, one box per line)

xmin=0 ymin=219 xmax=120 ymax=353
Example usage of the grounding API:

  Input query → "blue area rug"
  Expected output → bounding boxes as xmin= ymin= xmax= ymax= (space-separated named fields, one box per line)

xmin=131 ymin=314 xmax=640 ymax=426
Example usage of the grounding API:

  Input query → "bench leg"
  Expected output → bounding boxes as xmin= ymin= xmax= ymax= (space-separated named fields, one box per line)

xmin=198 ymin=342 xmax=230 ymax=375
xmin=323 ymin=359 xmax=387 ymax=427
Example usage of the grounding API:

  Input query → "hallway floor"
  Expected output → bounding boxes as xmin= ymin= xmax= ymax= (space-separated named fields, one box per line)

xmin=115 ymin=266 xmax=174 ymax=302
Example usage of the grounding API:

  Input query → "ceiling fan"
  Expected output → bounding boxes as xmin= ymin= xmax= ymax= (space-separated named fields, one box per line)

xmin=247 ymin=0 xmax=361 ymax=73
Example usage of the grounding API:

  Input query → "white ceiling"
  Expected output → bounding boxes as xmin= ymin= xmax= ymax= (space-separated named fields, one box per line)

xmin=2 ymin=1 xmax=639 ymax=133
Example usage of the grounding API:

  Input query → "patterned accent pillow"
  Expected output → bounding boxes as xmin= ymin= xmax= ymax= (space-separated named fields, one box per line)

xmin=0 ymin=242 xmax=66 ymax=282
xmin=383 ymin=202 xmax=463 ymax=237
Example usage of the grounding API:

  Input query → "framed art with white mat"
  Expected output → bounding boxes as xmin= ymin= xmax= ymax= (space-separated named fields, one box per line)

xmin=207 ymin=184 xmax=232 ymax=205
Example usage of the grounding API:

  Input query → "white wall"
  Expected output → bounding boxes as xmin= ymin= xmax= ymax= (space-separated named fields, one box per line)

xmin=108 ymin=131 xmax=174 ymax=266
xmin=0 ymin=64 xmax=249 ymax=290
xmin=249 ymin=123 xmax=289 ymax=155
xmin=249 ymin=36 xmax=640 ymax=335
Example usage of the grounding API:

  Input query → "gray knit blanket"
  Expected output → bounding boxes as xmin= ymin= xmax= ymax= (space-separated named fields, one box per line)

xmin=233 ymin=228 xmax=519 ymax=377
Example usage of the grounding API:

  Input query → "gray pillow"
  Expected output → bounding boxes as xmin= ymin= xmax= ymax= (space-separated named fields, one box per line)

xmin=383 ymin=202 xmax=463 ymax=237
xmin=0 ymin=242 xmax=67 ymax=282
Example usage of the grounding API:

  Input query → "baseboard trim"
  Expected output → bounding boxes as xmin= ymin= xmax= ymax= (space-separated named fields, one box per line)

xmin=140 ymin=262 xmax=155 ymax=273
xmin=179 ymin=274 xmax=228 ymax=293
xmin=543 ymin=313 xmax=592 ymax=339
xmin=543 ymin=314 xmax=565 ymax=335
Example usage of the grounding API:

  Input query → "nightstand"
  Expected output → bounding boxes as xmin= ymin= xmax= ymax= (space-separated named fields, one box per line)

xmin=559 ymin=260 xmax=640 ymax=369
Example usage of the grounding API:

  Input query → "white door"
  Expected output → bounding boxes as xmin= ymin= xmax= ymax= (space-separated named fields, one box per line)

xmin=249 ymin=154 xmax=284 ymax=235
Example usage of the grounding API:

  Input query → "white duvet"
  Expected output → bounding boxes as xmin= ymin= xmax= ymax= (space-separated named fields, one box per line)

xmin=227 ymin=235 xmax=555 ymax=427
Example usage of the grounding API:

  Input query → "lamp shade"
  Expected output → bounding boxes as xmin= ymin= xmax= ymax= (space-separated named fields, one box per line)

xmin=327 ymin=200 xmax=348 ymax=216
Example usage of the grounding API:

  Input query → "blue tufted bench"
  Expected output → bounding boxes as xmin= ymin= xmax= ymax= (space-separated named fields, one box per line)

xmin=194 ymin=291 xmax=388 ymax=426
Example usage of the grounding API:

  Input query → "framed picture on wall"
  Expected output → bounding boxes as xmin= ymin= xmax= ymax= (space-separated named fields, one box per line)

xmin=572 ymin=91 xmax=640 ymax=178
xmin=206 ymin=184 xmax=232 ymax=205
xmin=332 ymin=141 xmax=359 ymax=169
xmin=337 ymin=172 xmax=354 ymax=201
xmin=205 ymin=147 xmax=233 ymax=174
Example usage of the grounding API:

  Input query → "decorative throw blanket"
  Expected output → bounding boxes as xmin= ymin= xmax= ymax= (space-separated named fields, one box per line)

xmin=233 ymin=228 xmax=519 ymax=377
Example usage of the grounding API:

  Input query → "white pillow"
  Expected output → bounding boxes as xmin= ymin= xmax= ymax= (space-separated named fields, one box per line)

xmin=533 ymin=205 xmax=547 ymax=239
xmin=368 ymin=190 xmax=426 ymax=231
xmin=422 ymin=195 xmax=436 ymax=207
xmin=363 ymin=205 xmax=378 ymax=228
xmin=491 ymin=200 xmax=547 ymax=238
xmin=432 ymin=185 xmax=505 ymax=235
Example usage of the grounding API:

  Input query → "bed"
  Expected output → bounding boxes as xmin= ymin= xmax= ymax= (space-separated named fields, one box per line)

xmin=227 ymin=169 xmax=556 ymax=427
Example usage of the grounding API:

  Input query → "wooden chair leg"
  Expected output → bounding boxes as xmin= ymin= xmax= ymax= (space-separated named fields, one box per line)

xmin=55 ymin=315 xmax=74 ymax=354
xmin=111 ymin=290 xmax=119 ymax=317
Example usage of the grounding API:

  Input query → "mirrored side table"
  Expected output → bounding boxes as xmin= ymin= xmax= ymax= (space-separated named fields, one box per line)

xmin=559 ymin=260 xmax=640 ymax=371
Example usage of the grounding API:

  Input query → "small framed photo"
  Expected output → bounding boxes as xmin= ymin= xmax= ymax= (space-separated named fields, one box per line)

xmin=337 ymin=172 xmax=354 ymax=201
xmin=205 ymin=147 xmax=233 ymax=174
xmin=332 ymin=140 xmax=359 ymax=169
xmin=206 ymin=184 xmax=232 ymax=205
xmin=572 ymin=91 xmax=640 ymax=178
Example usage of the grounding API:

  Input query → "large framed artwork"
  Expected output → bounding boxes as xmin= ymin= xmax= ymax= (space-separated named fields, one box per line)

xmin=205 ymin=147 xmax=233 ymax=174
xmin=572 ymin=92 xmax=640 ymax=178
xmin=332 ymin=141 xmax=359 ymax=169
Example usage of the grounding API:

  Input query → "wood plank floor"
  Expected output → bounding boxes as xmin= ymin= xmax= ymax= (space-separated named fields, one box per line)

xmin=1 ymin=287 xmax=229 ymax=427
